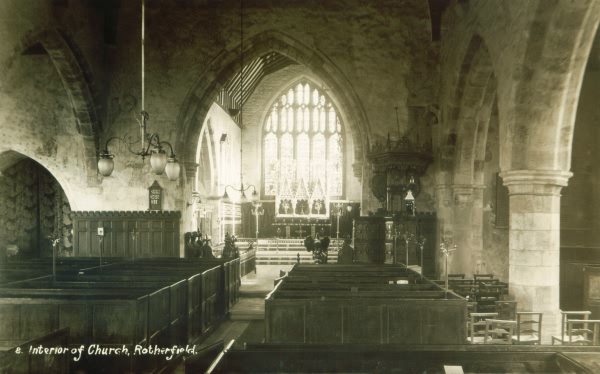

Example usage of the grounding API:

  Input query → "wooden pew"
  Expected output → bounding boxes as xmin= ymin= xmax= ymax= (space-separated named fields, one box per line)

xmin=206 ymin=344 xmax=600 ymax=373
xmin=0 ymin=328 xmax=70 ymax=374
xmin=265 ymin=265 xmax=467 ymax=345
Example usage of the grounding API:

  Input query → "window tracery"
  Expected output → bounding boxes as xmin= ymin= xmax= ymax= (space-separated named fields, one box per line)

xmin=263 ymin=81 xmax=344 ymax=217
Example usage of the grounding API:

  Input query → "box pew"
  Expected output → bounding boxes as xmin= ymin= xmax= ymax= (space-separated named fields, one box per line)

xmin=270 ymin=290 xmax=450 ymax=299
xmin=2 ymin=279 xmax=188 ymax=347
xmin=0 ymin=283 xmax=185 ymax=373
xmin=0 ymin=328 xmax=70 ymax=374
xmin=206 ymin=344 xmax=600 ymax=374
xmin=277 ymin=283 xmax=440 ymax=292
xmin=239 ymin=249 xmax=257 ymax=278
xmin=265 ymin=265 xmax=467 ymax=345
xmin=74 ymin=264 xmax=224 ymax=339
xmin=95 ymin=257 xmax=242 ymax=315
xmin=0 ymin=257 xmax=128 ymax=284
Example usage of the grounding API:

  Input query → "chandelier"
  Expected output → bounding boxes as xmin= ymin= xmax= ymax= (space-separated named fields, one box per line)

xmin=97 ymin=0 xmax=180 ymax=181
xmin=221 ymin=0 xmax=259 ymax=204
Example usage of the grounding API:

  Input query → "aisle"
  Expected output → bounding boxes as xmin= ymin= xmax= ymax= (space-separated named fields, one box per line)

xmin=197 ymin=265 xmax=291 ymax=349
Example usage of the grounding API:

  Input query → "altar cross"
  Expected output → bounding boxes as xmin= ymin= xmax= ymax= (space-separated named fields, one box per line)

xmin=295 ymin=226 xmax=306 ymax=237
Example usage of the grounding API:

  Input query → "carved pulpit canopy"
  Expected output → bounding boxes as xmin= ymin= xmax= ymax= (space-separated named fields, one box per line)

xmin=368 ymin=133 xmax=433 ymax=214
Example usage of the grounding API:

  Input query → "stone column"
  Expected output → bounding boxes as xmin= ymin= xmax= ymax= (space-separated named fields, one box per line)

xmin=500 ymin=169 xmax=572 ymax=344
xmin=451 ymin=184 xmax=485 ymax=278
xmin=435 ymin=184 xmax=454 ymax=278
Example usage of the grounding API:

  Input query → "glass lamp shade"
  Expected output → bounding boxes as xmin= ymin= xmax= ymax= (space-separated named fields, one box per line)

xmin=251 ymin=190 xmax=259 ymax=202
xmin=240 ymin=191 xmax=248 ymax=204
xmin=222 ymin=191 xmax=232 ymax=204
xmin=150 ymin=150 xmax=167 ymax=175
xmin=165 ymin=157 xmax=180 ymax=181
xmin=405 ymin=190 xmax=415 ymax=201
xmin=98 ymin=152 xmax=115 ymax=177
xmin=346 ymin=204 xmax=353 ymax=212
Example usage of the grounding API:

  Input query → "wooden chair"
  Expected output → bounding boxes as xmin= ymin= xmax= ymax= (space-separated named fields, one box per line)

xmin=565 ymin=320 xmax=600 ymax=345
xmin=467 ymin=312 xmax=498 ymax=343
xmin=513 ymin=312 xmax=543 ymax=345
xmin=479 ymin=282 xmax=504 ymax=292
xmin=454 ymin=284 xmax=477 ymax=301
xmin=484 ymin=319 xmax=517 ymax=344
xmin=448 ymin=273 xmax=466 ymax=280
xmin=552 ymin=311 xmax=592 ymax=345
xmin=475 ymin=291 xmax=501 ymax=313
xmin=495 ymin=300 xmax=517 ymax=320
xmin=473 ymin=274 xmax=494 ymax=282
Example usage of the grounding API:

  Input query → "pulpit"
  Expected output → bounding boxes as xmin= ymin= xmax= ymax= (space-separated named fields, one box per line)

xmin=353 ymin=212 xmax=436 ymax=276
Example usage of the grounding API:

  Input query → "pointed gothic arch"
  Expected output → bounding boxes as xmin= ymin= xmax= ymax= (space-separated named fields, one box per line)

xmin=176 ymin=30 xmax=370 ymax=186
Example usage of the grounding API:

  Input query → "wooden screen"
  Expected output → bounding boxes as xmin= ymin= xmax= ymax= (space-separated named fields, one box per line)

xmin=72 ymin=211 xmax=181 ymax=258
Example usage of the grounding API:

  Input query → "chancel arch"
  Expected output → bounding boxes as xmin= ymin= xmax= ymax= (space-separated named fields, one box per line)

xmin=178 ymin=30 xmax=371 ymax=189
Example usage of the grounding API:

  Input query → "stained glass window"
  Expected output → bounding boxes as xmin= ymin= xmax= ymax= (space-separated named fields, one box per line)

xmin=263 ymin=81 xmax=344 ymax=205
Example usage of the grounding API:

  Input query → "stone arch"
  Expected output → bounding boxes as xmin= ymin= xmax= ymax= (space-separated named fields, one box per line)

xmin=176 ymin=30 xmax=371 ymax=185
xmin=507 ymin=0 xmax=600 ymax=172
xmin=20 ymin=28 xmax=101 ymax=187
xmin=452 ymin=36 xmax=497 ymax=187
xmin=0 ymin=150 xmax=77 ymax=210
xmin=195 ymin=117 xmax=217 ymax=196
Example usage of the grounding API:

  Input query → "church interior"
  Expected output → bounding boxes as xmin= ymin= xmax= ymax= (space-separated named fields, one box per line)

xmin=1 ymin=0 xmax=600 ymax=373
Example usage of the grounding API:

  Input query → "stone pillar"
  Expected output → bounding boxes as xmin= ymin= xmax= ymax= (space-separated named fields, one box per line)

xmin=435 ymin=184 xmax=454 ymax=278
xmin=500 ymin=170 xmax=572 ymax=344
xmin=451 ymin=184 xmax=485 ymax=278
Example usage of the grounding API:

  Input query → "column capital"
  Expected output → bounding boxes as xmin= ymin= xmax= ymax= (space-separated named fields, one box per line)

xmin=451 ymin=184 xmax=485 ymax=207
xmin=184 ymin=162 xmax=200 ymax=183
xmin=499 ymin=170 xmax=572 ymax=196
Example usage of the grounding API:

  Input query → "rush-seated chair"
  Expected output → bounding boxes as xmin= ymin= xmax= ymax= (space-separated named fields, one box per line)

xmin=513 ymin=312 xmax=543 ymax=345
xmin=551 ymin=311 xmax=594 ymax=345
xmin=467 ymin=312 xmax=498 ymax=344
xmin=484 ymin=319 xmax=517 ymax=344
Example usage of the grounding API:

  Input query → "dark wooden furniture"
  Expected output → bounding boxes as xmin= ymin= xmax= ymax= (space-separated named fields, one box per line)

xmin=474 ymin=291 xmax=501 ymax=313
xmin=206 ymin=344 xmax=600 ymax=374
xmin=353 ymin=213 xmax=436 ymax=277
xmin=72 ymin=211 xmax=181 ymax=258
xmin=473 ymin=274 xmax=494 ymax=281
xmin=0 ymin=256 xmax=245 ymax=374
xmin=583 ymin=266 xmax=600 ymax=319
xmin=495 ymin=300 xmax=517 ymax=320
xmin=265 ymin=264 xmax=467 ymax=345
xmin=0 ymin=328 xmax=70 ymax=374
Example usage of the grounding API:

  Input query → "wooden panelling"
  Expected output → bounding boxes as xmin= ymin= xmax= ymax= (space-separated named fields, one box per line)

xmin=584 ymin=266 xmax=600 ymax=319
xmin=72 ymin=211 xmax=181 ymax=258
